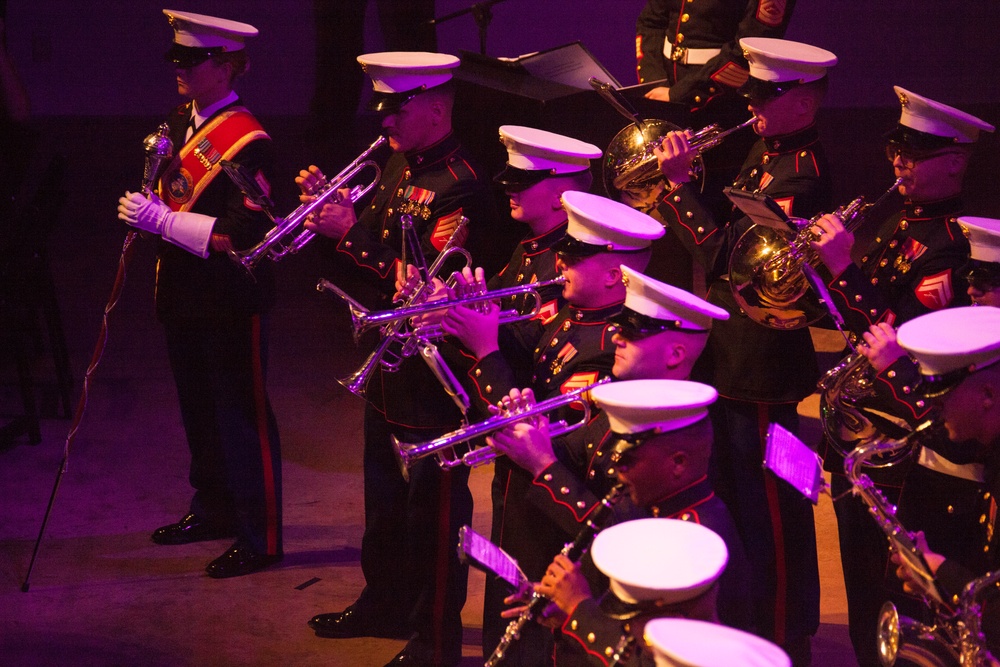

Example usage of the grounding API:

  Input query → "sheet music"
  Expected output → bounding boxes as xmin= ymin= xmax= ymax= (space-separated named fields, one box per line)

xmin=457 ymin=525 xmax=529 ymax=591
xmin=517 ymin=42 xmax=621 ymax=90
xmin=763 ymin=423 xmax=825 ymax=504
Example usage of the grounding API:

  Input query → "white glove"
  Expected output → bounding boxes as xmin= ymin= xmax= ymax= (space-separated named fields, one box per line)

xmin=118 ymin=191 xmax=170 ymax=234
xmin=116 ymin=191 xmax=215 ymax=258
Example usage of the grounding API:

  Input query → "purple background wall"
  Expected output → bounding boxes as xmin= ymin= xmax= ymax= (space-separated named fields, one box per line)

xmin=6 ymin=0 xmax=1000 ymax=116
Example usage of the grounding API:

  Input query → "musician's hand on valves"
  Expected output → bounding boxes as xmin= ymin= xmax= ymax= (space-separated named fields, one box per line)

xmin=644 ymin=86 xmax=671 ymax=102
xmin=810 ymin=213 xmax=855 ymax=276
xmin=486 ymin=388 xmax=557 ymax=477
xmin=891 ymin=530 xmax=946 ymax=597
xmin=537 ymin=554 xmax=592 ymax=617
xmin=295 ymin=165 xmax=327 ymax=201
xmin=653 ymin=130 xmax=696 ymax=187
xmin=304 ymin=191 xmax=356 ymax=240
xmin=441 ymin=299 xmax=500 ymax=359
xmin=860 ymin=322 xmax=906 ymax=373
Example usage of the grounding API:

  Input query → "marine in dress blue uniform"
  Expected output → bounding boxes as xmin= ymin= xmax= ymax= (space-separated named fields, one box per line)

xmin=117 ymin=9 xmax=282 ymax=579
xmin=447 ymin=192 xmax=663 ymax=666
xmin=810 ymin=88 xmax=994 ymax=666
xmin=302 ymin=52 xmax=497 ymax=667
xmin=652 ymin=38 xmax=836 ymax=662
xmin=894 ymin=306 xmax=1000 ymax=658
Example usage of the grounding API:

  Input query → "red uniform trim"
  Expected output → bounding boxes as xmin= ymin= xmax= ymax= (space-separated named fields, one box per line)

xmin=250 ymin=315 xmax=280 ymax=555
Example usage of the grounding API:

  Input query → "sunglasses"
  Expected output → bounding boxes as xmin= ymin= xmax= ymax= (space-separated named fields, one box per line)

xmin=884 ymin=143 xmax=960 ymax=169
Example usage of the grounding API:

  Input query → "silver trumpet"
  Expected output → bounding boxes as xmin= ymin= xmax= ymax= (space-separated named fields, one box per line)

xmin=317 ymin=217 xmax=472 ymax=398
xmin=338 ymin=276 xmax=566 ymax=342
xmin=231 ymin=135 xmax=386 ymax=270
xmin=392 ymin=377 xmax=611 ymax=477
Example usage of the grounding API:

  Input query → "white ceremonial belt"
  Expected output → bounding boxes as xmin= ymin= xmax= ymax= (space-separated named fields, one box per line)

xmin=663 ymin=42 xmax=722 ymax=65
xmin=918 ymin=447 xmax=985 ymax=483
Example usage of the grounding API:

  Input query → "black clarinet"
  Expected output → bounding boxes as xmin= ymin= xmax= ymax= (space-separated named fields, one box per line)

xmin=485 ymin=483 xmax=626 ymax=666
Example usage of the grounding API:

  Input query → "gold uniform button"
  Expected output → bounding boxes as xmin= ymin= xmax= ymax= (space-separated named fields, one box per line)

xmin=378 ymin=262 xmax=385 ymax=269
xmin=686 ymin=211 xmax=694 ymax=219
xmin=397 ymin=189 xmax=403 ymax=196
xmin=900 ymin=220 xmax=909 ymax=230
xmin=588 ymin=471 xmax=596 ymax=479
xmin=762 ymin=155 xmax=770 ymax=165
xmin=980 ymin=514 xmax=987 ymax=524
xmin=887 ymin=370 xmax=896 ymax=378
xmin=474 ymin=368 xmax=482 ymax=377
xmin=681 ymin=12 xmax=690 ymax=21
xmin=563 ymin=320 xmax=572 ymax=330
xmin=606 ymin=467 xmax=615 ymax=476
xmin=577 ymin=501 xmax=587 ymax=508
xmin=550 ymin=338 xmax=559 ymax=347
xmin=697 ymin=226 xmax=705 ymax=233
xmin=345 ymin=241 xmax=353 ymax=248
xmin=694 ymin=95 xmax=701 ymax=103
xmin=382 ymin=230 xmax=389 ymax=239
xmin=543 ymin=473 xmax=553 ymax=481
xmin=871 ymin=279 xmax=878 ymax=286
xmin=560 ymin=487 xmax=570 ymax=495
xmin=870 ymin=308 xmax=878 ymax=316
xmin=485 ymin=385 xmax=493 ymax=394
xmin=800 ymin=151 xmax=808 ymax=157
xmin=571 ymin=620 xmax=578 ymax=631
xmin=361 ymin=251 xmax=369 ymax=258
xmin=387 ymin=208 xmax=393 ymax=216
xmin=379 ymin=184 xmax=385 ymax=190
xmin=947 ymin=505 xmax=955 ymax=514
xmin=903 ymin=386 xmax=911 ymax=394
xmin=605 ymin=647 xmax=614 ymax=657
xmin=838 ymin=280 xmax=847 ymax=287
xmin=587 ymin=633 xmax=596 ymax=644
xmin=889 ymin=240 xmax=898 ymax=248
xmin=879 ymin=259 xmax=888 ymax=267
xmin=855 ymin=294 xmax=863 ymax=302
xmin=916 ymin=400 xmax=925 ymax=408
xmin=524 ymin=258 xmax=532 ymax=266
xmin=676 ymin=33 xmax=684 ymax=43
xmin=674 ymin=195 xmax=682 ymax=202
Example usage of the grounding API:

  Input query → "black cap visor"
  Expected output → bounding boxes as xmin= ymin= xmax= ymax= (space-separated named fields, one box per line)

xmin=553 ymin=235 xmax=649 ymax=258
xmin=739 ymin=76 xmax=806 ymax=103
xmin=368 ymin=86 xmax=425 ymax=114
xmin=494 ymin=164 xmax=554 ymax=189
xmin=883 ymin=124 xmax=958 ymax=153
xmin=963 ymin=259 xmax=1000 ymax=292
xmin=608 ymin=306 xmax=709 ymax=340
xmin=165 ymin=43 xmax=226 ymax=68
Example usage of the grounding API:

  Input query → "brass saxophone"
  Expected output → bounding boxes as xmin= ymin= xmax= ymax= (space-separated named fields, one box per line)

xmin=818 ymin=351 xmax=915 ymax=468
xmin=846 ymin=419 xmax=998 ymax=666
xmin=878 ymin=567 xmax=1000 ymax=667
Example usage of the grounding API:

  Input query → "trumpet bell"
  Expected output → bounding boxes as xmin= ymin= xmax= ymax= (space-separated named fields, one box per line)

xmin=728 ymin=222 xmax=826 ymax=330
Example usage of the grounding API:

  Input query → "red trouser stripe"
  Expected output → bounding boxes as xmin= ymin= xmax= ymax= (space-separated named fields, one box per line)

xmin=759 ymin=403 xmax=787 ymax=645
xmin=250 ymin=315 xmax=279 ymax=555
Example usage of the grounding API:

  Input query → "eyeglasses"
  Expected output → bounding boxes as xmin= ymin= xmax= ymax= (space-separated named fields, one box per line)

xmin=884 ymin=144 xmax=960 ymax=169
xmin=964 ymin=262 xmax=1000 ymax=293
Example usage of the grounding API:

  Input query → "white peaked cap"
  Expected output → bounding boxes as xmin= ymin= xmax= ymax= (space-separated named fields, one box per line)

xmin=644 ymin=618 xmax=791 ymax=667
xmin=960 ymin=217 xmax=1000 ymax=263
xmin=896 ymin=306 xmax=1000 ymax=377
xmin=358 ymin=51 xmax=460 ymax=94
xmin=621 ymin=266 xmax=729 ymax=331
xmin=740 ymin=37 xmax=836 ymax=83
xmin=591 ymin=379 xmax=717 ymax=435
xmin=561 ymin=191 xmax=665 ymax=252
xmin=163 ymin=9 xmax=257 ymax=51
xmin=591 ymin=519 xmax=727 ymax=605
xmin=894 ymin=86 xmax=994 ymax=144
xmin=499 ymin=125 xmax=601 ymax=175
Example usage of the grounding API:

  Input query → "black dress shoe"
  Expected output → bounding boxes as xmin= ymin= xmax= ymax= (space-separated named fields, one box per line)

xmin=151 ymin=513 xmax=235 ymax=545
xmin=205 ymin=543 xmax=282 ymax=579
xmin=308 ymin=604 xmax=409 ymax=639
xmin=382 ymin=647 xmax=455 ymax=667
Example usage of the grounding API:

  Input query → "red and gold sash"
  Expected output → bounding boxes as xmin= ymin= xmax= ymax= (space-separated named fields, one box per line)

xmin=160 ymin=107 xmax=268 ymax=212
